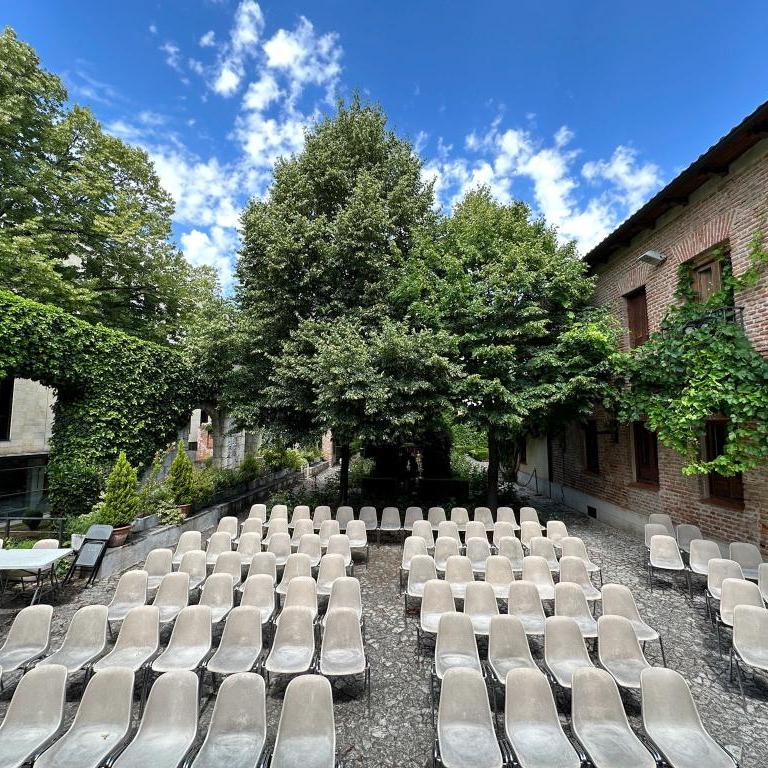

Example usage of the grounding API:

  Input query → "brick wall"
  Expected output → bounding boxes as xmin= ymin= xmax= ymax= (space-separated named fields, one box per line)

xmin=549 ymin=138 xmax=768 ymax=550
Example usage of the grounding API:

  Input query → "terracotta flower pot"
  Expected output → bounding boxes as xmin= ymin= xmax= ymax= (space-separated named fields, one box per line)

xmin=107 ymin=525 xmax=131 ymax=548
xmin=178 ymin=504 xmax=192 ymax=518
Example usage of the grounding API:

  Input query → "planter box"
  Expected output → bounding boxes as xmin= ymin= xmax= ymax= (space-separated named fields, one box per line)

xmin=132 ymin=514 xmax=159 ymax=533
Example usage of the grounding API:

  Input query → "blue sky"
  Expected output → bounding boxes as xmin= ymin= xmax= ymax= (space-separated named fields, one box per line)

xmin=5 ymin=1 xmax=768 ymax=287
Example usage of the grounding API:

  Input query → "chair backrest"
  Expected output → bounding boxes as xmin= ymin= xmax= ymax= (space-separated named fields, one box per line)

xmin=322 ymin=607 xmax=364 ymax=659
xmin=572 ymin=667 xmax=632 ymax=734
xmin=498 ymin=536 xmax=524 ymax=565
xmin=346 ymin=520 xmax=367 ymax=544
xmin=240 ymin=574 xmax=275 ymax=613
xmin=597 ymin=614 xmax=645 ymax=666
xmin=488 ymin=614 xmax=533 ymax=666
xmin=546 ymin=520 xmax=568 ymax=543
xmin=473 ymin=507 xmax=494 ymax=527
xmin=644 ymin=523 xmax=668 ymax=548
xmin=559 ymin=536 xmax=590 ymax=561
xmin=444 ymin=555 xmax=473 ymax=585
xmin=464 ymin=581 xmax=498 ymax=618
xmin=428 ymin=507 xmax=447 ymax=527
xmin=404 ymin=507 xmax=424 ymax=527
xmin=649 ymin=534 xmax=683 ymax=568
xmin=249 ymin=503 xmax=267 ymax=519
xmin=326 ymin=534 xmax=351 ymax=560
xmin=559 ymin=556 xmax=591 ymax=586
xmin=545 ymin=615 xmax=591 ymax=664
xmin=313 ymin=506 xmax=332 ymax=528
xmin=421 ymin=579 xmax=454 ymax=619
xmin=435 ymin=612 xmax=479 ymax=662
xmin=688 ymin=539 xmax=722 ymax=572
xmin=403 ymin=536 xmax=429 ymax=568
xmin=318 ymin=519 xmax=341 ymax=542
xmin=733 ymin=604 xmax=768 ymax=655
xmin=706 ymin=558 xmax=744 ymax=593
xmin=317 ymin=553 xmax=346 ymax=585
xmin=335 ymin=506 xmax=354 ymax=530
xmin=279 ymin=553 xmax=312 ymax=586
xmin=641 ymin=667 xmax=706 ymax=734
xmin=272 ymin=607 xmax=315 ymax=651
xmin=144 ymin=548 xmax=172 ymax=576
xmin=450 ymin=507 xmax=469 ymax=527
xmin=433 ymin=536 xmax=460 ymax=566
xmin=167 ymin=605 xmax=212 ymax=651
xmin=207 ymin=531 xmax=232 ymax=556
xmin=267 ymin=532 xmax=292 ymax=559
xmin=291 ymin=506 xmax=311 ymax=525
xmin=270 ymin=504 xmax=288 ymax=519
xmin=496 ymin=507 xmax=517 ymax=526
xmin=720 ymin=577 xmax=763 ymax=619
xmin=217 ymin=516 xmax=239 ymax=538
xmin=522 ymin=555 xmax=554 ymax=587
xmin=297 ymin=533 xmax=322 ymax=560
xmin=729 ymin=541 xmax=763 ymax=571
xmin=675 ymin=523 xmax=702 ymax=551
xmin=247 ymin=551 xmax=277 ymax=583
xmin=520 ymin=520 xmax=541 ymax=547
xmin=412 ymin=520 xmax=435 ymax=547
xmin=465 ymin=521 xmax=487 ymax=541
xmin=554 ymin=581 xmax=592 ymax=620
xmin=114 ymin=605 xmax=159 ymax=652
xmin=530 ymin=536 xmax=557 ymax=563
xmin=327 ymin=576 xmax=362 ymax=617
xmin=408 ymin=554 xmax=438 ymax=587
xmin=437 ymin=520 xmax=461 ymax=543
xmin=33 ymin=538 xmax=59 ymax=549
xmin=485 ymin=555 xmax=515 ymax=587
xmin=272 ymin=675 xmax=335 ymax=766
xmin=284 ymin=576 xmax=317 ymax=616
xmin=59 ymin=604 xmax=108 ymax=651
xmin=493 ymin=521 xmax=517 ymax=547
xmin=760 ymin=563 xmax=768 ymax=601
xmin=507 ymin=580 xmax=545 ymax=619
xmin=504 ymin=667 xmax=562 ymax=734
xmin=71 ymin=666 xmax=134 ymax=730
xmin=200 ymin=573 xmax=234 ymax=610
xmin=135 ymin=669 xmax=198 ymax=738
xmin=266 ymin=518 xmax=289 ymax=537
xmin=519 ymin=507 xmax=540 ymax=525
xmin=174 ymin=531 xmax=201 ymax=559
xmin=648 ymin=513 xmax=675 ymax=537
xmin=359 ymin=506 xmax=378 ymax=528
xmin=0 ymin=663 xmax=66 ymax=733
xmin=2 ymin=605 xmax=53 ymax=652
xmin=237 ymin=531 xmax=263 ymax=558
xmin=153 ymin=572 xmax=190 ymax=608
xmin=600 ymin=583 xmax=642 ymax=622
xmin=110 ymin=569 xmax=148 ymax=607
xmin=381 ymin=507 xmax=401 ymax=528
xmin=213 ymin=551 xmax=242 ymax=585
xmin=466 ymin=536 xmax=491 ymax=563
xmin=241 ymin=518 xmax=264 ymax=538
xmin=291 ymin=518 xmax=314 ymax=543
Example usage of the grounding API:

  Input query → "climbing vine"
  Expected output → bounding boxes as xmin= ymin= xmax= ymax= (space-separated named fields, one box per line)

xmin=619 ymin=234 xmax=768 ymax=476
xmin=0 ymin=290 xmax=203 ymax=516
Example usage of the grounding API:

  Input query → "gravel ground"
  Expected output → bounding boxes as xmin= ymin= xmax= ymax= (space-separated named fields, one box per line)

xmin=1 ymin=489 xmax=766 ymax=767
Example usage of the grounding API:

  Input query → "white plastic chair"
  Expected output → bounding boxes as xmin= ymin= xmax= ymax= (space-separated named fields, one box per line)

xmin=759 ymin=562 xmax=768 ymax=604
xmin=571 ymin=667 xmax=656 ymax=768
xmin=319 ymin=607 xmax=368 ymax=702
xmin=326 ymin=534 xmax=352 ymax=569
xmin=445 ymin=555 xmax=474 ymax=600
xmin=317 ymin=553 xmax=347 ymax=597
xmin=238 ymin=516 xmax=264 ymax=542
xmin=406 ymin=555 xmax=438 ymax=605
xmin=0 ymin=663 xmax=66 ymax=768
xmin=93 ymin=606 xmax=159 ymax=673
xmin=267 ymin=532 xmax=292 ymax=568
xmin=236 ymin=531 xmax=262 ymax=567
xmin=322 ymin=576 xmax=362 ymax=627
xmin=648 ymin=513 xmax=675 ymax=537
xmin=335 ymin=506 xmax=354 ymax=532
xmin=206 ymin=531 xmax=232 ymax=567
xmin=644 ymin=523 xmax=668 ymax=549
xmin=213 ymin=550 xmax=243 ymax=589
xmin=290 ymin=519 xmax=314 ymax=550
xmin=152 ymin=605 xmax=212 ymax=673
xmin=498 ymin=536 xmax=524 ymax=574
xmin=560 ymin=537 xmax=601 ymax=584
xmin=404 ymin=506 xmax=424 ymax=532
xmin=379 ymin=507 xmax=401 ymax=542
xmin=522 ymin=555 xmax=555 ymax=601
xmin=434 ymin=536 xmax=460 ymax=574
xmin=519 ymin=507 xmax=545 ymax=530
xmin=473 ymin=506 xmax=495 ymax=532
xmin=559 ymin=556 xmax=601 ymax=602
xmin=412 ymin=519 xmax=435 ymax=551
xmin=178 ymin=550 xmax=207 ymax=592
xmin=436 ymin=668 xmax=503 ymax=768
xmin=206 ymin=607 xmax=263 ymax=676
xmin=144 ymin=548 xmax=173 ymax=594
xmin=172 ymin=531 xmax=202 ymax=567
xmin=276 ymin=553 xmax=312 ymax=596
xmin=466 ymin=537 xmax=492 ymax=575
xmin=648 ymin=534 xmax=691 ymax=597
xmin=544 ymin=615 xmax=594 ymax=689
xmin=529 ymin=536 xmax=560 ymax=573
xmin=496 ymin=507 xmax=519 ymax=530
xmin=465 ymin=521 xmax=487 ymax=543
xmin=716 ymin=577 xmax=763 ymax=655
xmin=729 ymin=542 xmax=763 ymax=581
xmin=433 ymin=612 xmax=481 ymax=682
xmin=641 ymin=667 xmax=738 ymax=768
xmin=449 ymin=507 xmax=469 ymax=533
xmin=244 ymin=551 xmax=277 ymax=586
xmin=107 ymin=570 xmax=148 ymax=626
xmin=688 ymin=539 xmax=722 ymax=577
xmin=297 ymin=533 xmax=322 ymax=567
xmin=463 ymin=581 xmax=498 ymax=636
xmin=401 ymin=536 xmax=428 ymax=589
xmin=264 ymin=518 xmax=289 ymax=548
xmin=507 ymin=581 xmax=546 ymax=636
xmin=289 ymin=505 xmax=311 ymax=530
xmin=313 ymin=505 xmax=332 ymax=531
xmin=271 ymin=675 xmax=335 ymax=768
xmin=346 ymin=520 xmax=368 ymax=564
xmin=428 ymin=507 xmax=447 ymax=531
xmin=191 ymin=672 xmax=266 ymax=768
xmin=676 ymin=523 xmax=703 ymax=554
xmin=492 ymin=522 xmax=518 ymax=551
xmin=601 ymin=583 xmax=665 ymax=665
xmin=597 ymin=614 xmax=651 ymax=689
xmin=34 ymin=667 xmax=134 ymax=768
xmin=546 ymin=520 xmax=569 ymax=551
xmin=504 ymin=667 xmax=581 ymax=768
xmin=359 ymin=506 xmax=378 ymax=531
xmin=555 ymin=582 xmax=597 ymax=638
xmin=318 ymin=519 xmax=341 ymax=550
xmin=731 ymin=604 xmax=768 ymax=705
xmin=151 ymin=571 xmax=189 ymax=624
xmin=217 ymin=516 xmax=239 ymax=539
xmin=199 ymin=573 xmax=234 ymax=624
xmin=0 ymin=604 xmax=52 ymax=674
xmin=37 ymin=605 xmax=107 ymax=676
xmin=240 ymin=573 xmax=277 ymax=626
xmin=485 ymin=555 xmax=515 ymax=599
xmin=487 ymin=614 xmax=536 ymax=688
xmin=111 ymin=670 xmax=197 ymax=768
xmin=520 ymin=520 xmax=541 ymax=550
xmin=264 ymin=606 xmax=315 ymax=685
xmin=281 ymin=576 xmax=318 ymax=622
xmin=418 ymin=579 xmax=455 ymax=648
xmin=706 ymin=558 xmax=744 ymax=604
xmin=437 ymin=520 xmax=462 ymax=548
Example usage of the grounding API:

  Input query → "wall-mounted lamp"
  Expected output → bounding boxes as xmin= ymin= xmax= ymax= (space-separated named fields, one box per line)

xmin=638 ymin=250 xmax=667 ymax=267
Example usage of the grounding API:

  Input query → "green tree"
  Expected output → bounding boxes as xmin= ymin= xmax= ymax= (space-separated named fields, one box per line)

xmin=434 ymin=189 xmax=619 ymax=505
xmin=98 ymin=451 xmax=140 ymax=527
xmin=0 ymin=27 xmax=206 ymax=342
xmin=167 ymin=441 xmax=195 ymax=506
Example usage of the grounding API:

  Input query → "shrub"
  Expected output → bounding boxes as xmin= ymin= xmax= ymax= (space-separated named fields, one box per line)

xmin=167 ymin=442 xmax=194 ymax=505
xmin=239 ymin=453 xmax=266 ymax=482
xmin=98 ymin=451 xmax=140 ymax=527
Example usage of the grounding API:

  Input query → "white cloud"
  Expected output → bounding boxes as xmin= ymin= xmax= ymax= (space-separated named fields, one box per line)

xmin=211 ymin=0 xmax=265 ymax=96
xmin=582 ymin=145 xmax=661 ymax=211
xmin=181 ymin=227 xmax=238 ymax=286
xmin=148 ymin=24 xmax=157 ymax=35
xmin=199 ymin=30 xmax=216 ymax=47
xmin=160 ymin=42 xmax=182 ymax=72
xmin=242 ymin=72 xmax=281 ymax=111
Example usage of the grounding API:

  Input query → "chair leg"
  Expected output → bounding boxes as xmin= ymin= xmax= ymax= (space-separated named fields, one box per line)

xmin=658 ymin=636 xmax=667 ymax=667
xmin=685 ymin=569 xmax=692 ymax=600
xmin=716 ymin=618 xmax=723 ymax=658
xmin=733 ymin=655 xmax=746 ymax=710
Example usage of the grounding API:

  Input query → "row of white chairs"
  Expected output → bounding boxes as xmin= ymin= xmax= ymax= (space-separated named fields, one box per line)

xmin=0 ymin=666 xmax=338 ymax=768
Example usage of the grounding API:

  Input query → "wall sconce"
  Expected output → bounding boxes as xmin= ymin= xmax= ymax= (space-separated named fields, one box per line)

xmin=638 ymin=250 xmax=667 ymax=267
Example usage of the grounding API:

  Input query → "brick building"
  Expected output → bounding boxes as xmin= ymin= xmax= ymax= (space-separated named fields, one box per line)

xmin=519 ymin=101 xmax=768 ymax=550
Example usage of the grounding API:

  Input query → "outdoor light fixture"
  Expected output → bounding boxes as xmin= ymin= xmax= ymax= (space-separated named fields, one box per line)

xmin=638 ymin=250 xmax=667 ymax=266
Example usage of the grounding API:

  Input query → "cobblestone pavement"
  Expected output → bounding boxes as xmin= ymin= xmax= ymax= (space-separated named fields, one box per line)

xmin=1 ymin=490 xmax=767 ymax=767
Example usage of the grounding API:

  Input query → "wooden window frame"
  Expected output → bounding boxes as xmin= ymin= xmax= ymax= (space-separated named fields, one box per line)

xmin=583 ymin=421 xmax=599 ymax=474
xmin=704 ymin=417 xmax=744 ymax=504
xmin=632 ymin=420 xmax=659 ymax=486
xmin=625 ymin=286 xmax=649 ymax=348
xmin=688 ymin=247 xmax=727 ymax=302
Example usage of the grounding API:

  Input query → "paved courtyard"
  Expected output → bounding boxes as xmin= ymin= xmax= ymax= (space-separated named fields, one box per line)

xmin=1 ymin=490 xmax=766 ymax=767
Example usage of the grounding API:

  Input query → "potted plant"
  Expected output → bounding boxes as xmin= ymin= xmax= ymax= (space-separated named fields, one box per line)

xmin=97 ymin=452 xmax=140 ymax=547
xmin=168 ymin=441 xmax=195 ymax=517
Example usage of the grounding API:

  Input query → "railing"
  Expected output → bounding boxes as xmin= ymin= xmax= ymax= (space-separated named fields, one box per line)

xmin=2 ymin=515 xmax=65 ymax=544
xmin=680 ymin=306 xmax=745 ymax=334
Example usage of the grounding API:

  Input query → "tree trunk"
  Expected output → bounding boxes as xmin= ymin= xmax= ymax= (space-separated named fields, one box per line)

xmin=339 ymin=443 xmax=351 ymax=504
xmin=487 ymin=428 xmax=499 ymax=508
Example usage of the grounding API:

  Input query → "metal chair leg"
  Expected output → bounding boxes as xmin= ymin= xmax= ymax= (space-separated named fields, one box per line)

xmin=658 ymin=636 xmax=667 ymax=667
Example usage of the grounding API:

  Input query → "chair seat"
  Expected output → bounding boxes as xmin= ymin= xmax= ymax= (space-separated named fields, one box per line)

xmin=0 ymin=725 xmax=59 ymax=768
xmin=420 ymin=614 xmax=445 ymax=635
xmin=516 ymin=615 xmax=545 ymax=635
xmin=0 ymin=646 xmax=46 ymax=672
xmin=468 ymin=616 xmax=494 ymax=636
xmin=206 ymin=647 xmax=260 ymax=675
xmin=191 ymin=733 xmax=265 ymax=768
xmin=489 ymin=656 xmax=537 ymax=683
xmin=265 ymin=646 xmax=313 ymax=675
xmin=742 ymin=567 xmax=759 ymax=581
xmin=152 ymin=646 xmax=208 ymax=672
xmin=38 ymin=648 xmax=101 ymax=673
xmin=208 ymin=606 xmax=231 ymax=624
xmin=576 ymin=723 xmax=655 ymax=768
xmin=651 ymin=559 xmax=684 ymax=571
xmin=113 ymin=733 xmax=194 ymax=768
xmin=108 ymin=604 xmax=141 ymax=622
xmin=157 ymin=606 xmax=183 ymax=624
xmin=35 ymin=724 xmax=127 ymax=768
xmin=603 ymin=658 xmax=649 ymax=689
xmin=570 ymin=616 xmax=598 ymax=638
xmin=439 ymin=724 xmax=503 ymax=768
xmin=534 ymin=585 xmax=555 ymax=601
xmin=449 ymin=584 xmax=470 ymax=600
xmin=489 ymin=584 xmax=511 ymax=600
xmin=94 ymin=647 xmax=154 ymax=673
xmin=407 ymin=584 xmax=427 ymax=599
xmin=435 ymin=653 xmax=481 ymax=680
xmin=648 ymin=726 xmax=735 ymax=768
xmin=271 ymin=735 xmax=334 ymax=768
xmin=736 ymin=644 xmax=768 ymax=671
xmin=320 ymin=649 xmax=366 ymax=676
xmin=629 ymin=620 xmax=659 ymax=644
xmin=507 ymin=723 xmax=581 ymax=768
xmin=547 ymin=658 xmax=592 ymax=688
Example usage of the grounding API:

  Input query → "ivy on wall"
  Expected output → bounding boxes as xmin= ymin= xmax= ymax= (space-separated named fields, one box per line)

xmin=0 ymin=290 xmax=202 ymax=516
xmin=619 ymin=234 xmax=768 ymax=477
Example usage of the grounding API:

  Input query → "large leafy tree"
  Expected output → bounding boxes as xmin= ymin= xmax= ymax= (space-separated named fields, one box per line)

xmin=433 ymin=189 xmax=619 ymax=505
xmin=234 ymin=97 xmax=452 ymax=499
xmin=0 ymin=27 xmax=203 ymax=342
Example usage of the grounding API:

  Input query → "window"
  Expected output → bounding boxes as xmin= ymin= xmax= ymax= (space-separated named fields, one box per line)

xmin=583 ymin=421 xmax=599 ymax=473
xmin=0 ymin=378 xmax=13 ymax=441
xmin=691 ymin=254 xmax=723 ymax=302
xmin=705 ymin=419 xmax=743 ymax=503
xmin=632 ymin=421 xmax=659 ymax=485
xmin=625 ymin=287 xmax=649 ymax=347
